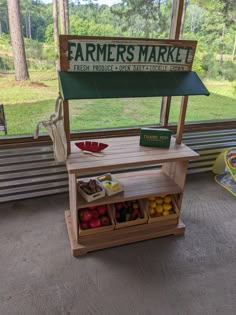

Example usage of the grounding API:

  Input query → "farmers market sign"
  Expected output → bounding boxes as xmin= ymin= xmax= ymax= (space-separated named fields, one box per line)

xmin=60 ymin=36 xmax=197 ymax=72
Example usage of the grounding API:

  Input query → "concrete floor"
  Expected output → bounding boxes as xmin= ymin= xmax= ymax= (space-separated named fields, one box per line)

xmin=0 ymin=172 xmax=235 ymax=315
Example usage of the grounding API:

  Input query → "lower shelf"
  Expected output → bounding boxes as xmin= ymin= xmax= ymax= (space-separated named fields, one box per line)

xmin=65 ymin=210 xmax=185 ymax=257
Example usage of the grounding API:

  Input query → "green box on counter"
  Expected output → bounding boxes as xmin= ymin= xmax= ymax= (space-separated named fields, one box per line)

xmin=140 ymin=128 xmax=171 ymax=148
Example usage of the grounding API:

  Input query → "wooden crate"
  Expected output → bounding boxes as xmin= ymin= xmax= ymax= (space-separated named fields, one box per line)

xmin=97 ymin=173 xmax=124 ymax=196
xmin=111 ymin=200 xmax=148 ymax=229
xmin=78 ymin=205 xmax=115 ymax=236
xmin=78 ymin=179 xmax=106 ymax=203
xmin=142 ymin=196 xmax=179 ymax=225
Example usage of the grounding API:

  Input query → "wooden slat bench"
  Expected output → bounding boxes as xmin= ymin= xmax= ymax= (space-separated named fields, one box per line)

xmin=0 ymin=129 xmax=235 ymax=203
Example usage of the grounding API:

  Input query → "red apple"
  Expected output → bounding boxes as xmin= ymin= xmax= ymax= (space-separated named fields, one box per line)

xmin=132 ymin=203 xmax=139 ymax=209
xmin=91 ymin=209 xmax=99 ymax=218
xmin=88 ymin=206 xmax=96 ymax=210
xmin=115 ymin=203 xmax=123 ymax=211
xmin=97 ymin=205 xmax=107 ymax=215
xmin=115 ymin=212 xmax=120 ymax=219
xmin=100 ymin=216 xmax=110 ymax=226
xmin=89 ymin=218 xmax=101 ymax=229
xmin=80 ymin=221 xmax=90 ymax=229
xmin=131 ymin=209 xmax=140 ymax=220
xmin=79 ymin=209 xmax=92 ymax=222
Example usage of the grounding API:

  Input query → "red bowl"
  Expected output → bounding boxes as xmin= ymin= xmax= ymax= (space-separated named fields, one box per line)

xmin=75 ymin=141 xmax=109 ymax=153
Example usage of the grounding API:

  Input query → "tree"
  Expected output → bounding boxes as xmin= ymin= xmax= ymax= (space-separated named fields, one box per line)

xmin=7 ymin=0 xmax=29 ymax=80
xmin=53 ymin=0 xmax=59 ymax=68
xmin=59 ymin=0 xmax=69 ymax=34
xmin=0 ymin=0 xmax=8 ymax=36
xmin=111 ymin=0 xmax=172 ymax=38
xmin=64 ymin=0 xmax=69 ymax=34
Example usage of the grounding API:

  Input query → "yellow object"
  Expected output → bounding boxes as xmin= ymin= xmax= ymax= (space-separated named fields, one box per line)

xmin=149 ymin=201 xmax=156 ymax=208
xmin=163 ymin=210 xmax=170 ymax=216
xmin=155 ymin=197 xmax=164 ymax=204
xmin=164 ymin=196 xmax=172 ymax=203
xmin=212 ymin=148 xmax=235 ymax=174
xmin=149 ymin=208 xmax=156 ymax=216
xmin=163 ymin=203 xmax=172 ymax=211
xmin=156 ymin=205 xmax=163 ymax=213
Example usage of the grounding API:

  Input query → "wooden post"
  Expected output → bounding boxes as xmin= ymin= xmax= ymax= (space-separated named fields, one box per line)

xmin=160 ymin=0 xmax=185 ymax=127
xmin=170 ymin=0 xmax=185 ymax=40
xmin=160 ymin=96 xmax=171 ymax=127
xmin=68 ymin=173 xmax=79 ymax=241
xmin=63 ymin=99 xmax=71 ymax=154
xmin=176 ymin=96 xmax=188 ymax=144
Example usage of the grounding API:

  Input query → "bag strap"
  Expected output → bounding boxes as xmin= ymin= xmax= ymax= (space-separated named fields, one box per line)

xmin=34 ymin=96 xmax=64 ymax=139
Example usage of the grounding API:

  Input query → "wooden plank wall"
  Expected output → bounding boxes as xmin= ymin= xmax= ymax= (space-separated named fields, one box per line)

xmin=0 ymin=129 xmax=236 ymax=203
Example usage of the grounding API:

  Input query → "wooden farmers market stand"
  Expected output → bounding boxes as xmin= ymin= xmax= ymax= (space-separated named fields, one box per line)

xmin=58 ymin=36 xmax=209 ymax=256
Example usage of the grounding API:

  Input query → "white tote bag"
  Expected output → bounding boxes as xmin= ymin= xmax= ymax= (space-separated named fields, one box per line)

xmin=34 ymin=97 xmax=68 ymax=162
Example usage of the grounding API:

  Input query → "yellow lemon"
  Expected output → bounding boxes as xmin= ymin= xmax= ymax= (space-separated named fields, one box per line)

xmin=156 ymin=204 xmax=163 ymax=213
xmin=163 ymin=203 xmax=172 ymax=211
xmin=157 ymin=213 xmax=162 ymax=217
xmin=163 ymin=210 xmax=170 ymax=216
xmin=149 ymin=208 xmax=156 ymax=216
xmin=148 ymin=196 xmax=156 ymax=201
xmin=149 ymin=201 xmax=156 ymax=209
xmin=164 ymin=196 xmax=172 ymax=203
xmin=155 ymin=197 xmax=164 ymax=204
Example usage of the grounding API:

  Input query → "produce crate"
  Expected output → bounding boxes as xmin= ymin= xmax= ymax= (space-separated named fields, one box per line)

xmin=97 ymin=173 xmax=124 ymax=196
xmin=142 ymin=196 xmax=179 ymax=225
xmin=111 ymin=200 xmax=148 ymax=229
xmin=78 ymin=204 xmax=115 ymax=236
xmin=78 ymin=179 xmax=105 ymax=202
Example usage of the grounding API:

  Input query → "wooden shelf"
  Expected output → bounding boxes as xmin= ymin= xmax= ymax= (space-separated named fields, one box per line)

xmin=65 ymin=210 xmax=185 ymax=257
xmin=67 ymin=136 xmax=199 ymax=175
xmin=66 ymin=135 xmax=198 ymax=254
xmin=78 ymin=169 xmax=182 ymax=209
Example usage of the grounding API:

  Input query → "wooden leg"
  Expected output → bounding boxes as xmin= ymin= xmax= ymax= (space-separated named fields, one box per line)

xmin=176 ymin=95 xmax=188 ymax=144
xmin=68 ymin=174 xmax=79 ymax=242
xmin=62 ymin=99 xmax=71 ymax=154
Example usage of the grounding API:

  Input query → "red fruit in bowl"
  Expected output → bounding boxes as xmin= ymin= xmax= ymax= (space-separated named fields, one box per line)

xmin=91 ymin=209 xmax=99 ymax=218
xmin=79 ymin=209 xmax=92 ymax=222
xmin=89 ymin=218 xmax=101 ymax=229
xmin=97 ymin=205 xmax=107 ymax=215
xmin=100 ymin=216 xmax=110 ymax=226
xmin=80 ymin=221 xmax=90 ymax=229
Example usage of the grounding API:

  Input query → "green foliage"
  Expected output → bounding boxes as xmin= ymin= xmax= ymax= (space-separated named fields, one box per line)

xmin=0 ymin=71 xmax=235 ymax=136
xmin=0 ymin=0 xmax=235 ymax=80
xmin=45 ymin=23 xmax=54 ymax=43
xmin=232 ymin=80 xmax=236 ymax=93
xmin=184 ymin=0 xmax=236 ymax=79
xmin=220 ymin=61 xmax=236 ymax=81
xmin=111 ymin=0 xmax=172 ymax=38
xmin=0 ymin=34 xmax=54 ymax=71
xmin=70 ymin=16 xmax=121 ymax=36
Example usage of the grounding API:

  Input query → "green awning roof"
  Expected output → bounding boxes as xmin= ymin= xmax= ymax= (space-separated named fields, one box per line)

xmin=58 ymin=71 xmax=210 ymax=100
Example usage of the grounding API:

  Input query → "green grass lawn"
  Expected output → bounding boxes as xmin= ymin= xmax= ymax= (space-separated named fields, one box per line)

xmin=0 ymin=71 xmax=236 ymax=136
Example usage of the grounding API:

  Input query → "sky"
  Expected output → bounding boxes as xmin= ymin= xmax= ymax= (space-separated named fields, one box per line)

xmin=42 ymin=0 xmax=120 ymax=5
